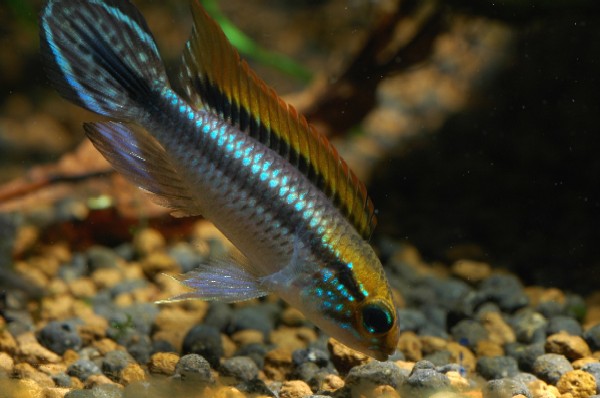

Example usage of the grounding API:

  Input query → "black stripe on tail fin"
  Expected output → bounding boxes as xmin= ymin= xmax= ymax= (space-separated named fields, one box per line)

xmin=40 ymin=0 xmax=168 ymax=120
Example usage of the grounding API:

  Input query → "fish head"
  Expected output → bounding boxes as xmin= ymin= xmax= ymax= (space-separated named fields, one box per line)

xmin=279 ymin=236 xmax=400 ymax=360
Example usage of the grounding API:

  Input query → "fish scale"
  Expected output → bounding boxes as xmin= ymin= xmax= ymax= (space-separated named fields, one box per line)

xmin=40 ymin=0 xmax=399 ymax=359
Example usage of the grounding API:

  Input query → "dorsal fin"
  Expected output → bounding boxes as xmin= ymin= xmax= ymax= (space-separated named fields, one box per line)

xmin=179 ymin=0 xmax=377 ymax=239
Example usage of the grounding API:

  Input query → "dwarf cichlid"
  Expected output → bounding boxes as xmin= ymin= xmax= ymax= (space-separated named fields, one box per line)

xmin=40 ymin=0 xmax=400 ymax=359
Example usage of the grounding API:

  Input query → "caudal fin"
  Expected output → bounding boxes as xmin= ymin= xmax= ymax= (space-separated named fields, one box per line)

xmin=40 ymin=0 xmax=168 ymax=120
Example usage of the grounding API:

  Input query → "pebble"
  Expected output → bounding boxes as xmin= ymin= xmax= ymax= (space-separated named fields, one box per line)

xmin=220 ymin=356 xmax=259 ymax=382
xmin=483 ymin=378 xmax=531 ymax=398
xmin=478 ymin=274 xmax=529 ymax=312
xmin=345 ymin=361 xmax=406 ymax=389
xmin=450 ymin=320 xmax=489 ymax=350
xmin=556 ymin=369 xmax=596 ymax=398
xmin=101 ymin=350 xmax=134 ymax=381
xmin=264 ymin=348 xmax=293 ymax=381
xmin=584 ymin=324 xmax=600 ymax=351
xmin=148 ymin=352 xmax=180 ymax=375
xmin=582 ymin=362 xmax=600 ymax=393
xmin=38 ymin=321 xmax=83 ymax=355
xmin=545 ymin=332 xmax=591 ymax=361
xmin=532 ymin=353 xmax=574 ymax=384
xmin=0 ymin=351 xmax=15 ymax=374
xmin=479 ymin=311 xmax=516 ymax=345
xmin=174 ymin=353 xmax=214 ymax=383
xmin=506 ymin=342 xmax=545 ymax=371
xmin=476 ymin=355 xmax=519 ymax=380
xmin=182 ymin=324 xmax=224 ymax=369
xmin=451 ymin=260 xmax=492 ymax=283
xmin=404 ymin=361 xmax=450 ymax=395
xmin=67 ymin=359 xmax=102 ymax=381
xmin=120 ymin=363 xmax=146 ymax=385
xmin=546 ymin=315 xmax=583 ymax=336
xmin=327 ymin=338 xmax=370 ymax=374
xmin=85 ymin=246 xmax=120 ymax=270
xmin=511 ymin=309 xmax=548 ymax=344
xmin=398 ymin=331 xmax=423 ymax=361
xmin=133 ymin=228 xmax=166 ymax=256
xmin=279 ymin=380 xmax=313 ymax=398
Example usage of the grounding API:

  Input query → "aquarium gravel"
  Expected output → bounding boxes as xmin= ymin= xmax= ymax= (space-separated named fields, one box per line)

xmin=0 ymin=212 xmax=599 ymax=398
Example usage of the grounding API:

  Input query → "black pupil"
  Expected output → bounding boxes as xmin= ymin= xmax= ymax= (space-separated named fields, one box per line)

xmin=362 ymin=304 xmax=393 ymax=334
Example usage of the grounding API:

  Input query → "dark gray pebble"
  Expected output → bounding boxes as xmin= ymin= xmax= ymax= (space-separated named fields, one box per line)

xmin=168 ymin=243 xmax=203 ymax=273
xmin=126 ymin=334 xmax=153 ymax=364
xmin=227 ymin=304 xmax=279 ymax=337
xmin=505 ymin=342 xmax=545 ymax=372
xmin=220 ymin=356 xmax=259 ymax=382
xmin=102 ymin=350 xmax=134 ymax=381
xmin=536 ymin=300 xmax=565 ymax=318
xmin=345 ymin=361 xmax=406 ymax=389
xmin=291 ymin=362 xmax=320 ymax=384
xmin=151 ymin=339 xmax=177 ymax=355
xmin=532 ymin=353 xmax=573 ymax=384
xmin=478 ymin=274 xmax=529 ymax=312
xmin=450 ymin=319 xmax=488 ymax=350
xmin=174 ymin=354 xmax=214 ymax=383
xmin=292 ymin=347 xmax=331 ymax=368
xmin=397 ymin=308 xmax=426 ymax=333
xmin=510 ymin=309 xmax=548 ymax=344
xmin=476 ymin=356 xmax=519 ymax=380
xmin=404 ymin=362 xmax=450 ymax=396
xmin=113 ymin=243 xmax=135 ymax=261
xmin=203 ymin=302 xmax=233 ymax=331
xmin=432 ymin=278 xmax=472 ymax=311
xmin=86 ymin=245 xmax=120 ymax=270
xmin=236 ymin=379 xmax=276 ymax=397
xmin=584 ymin=323 xmax=600 ymax=351
xmin=234 ymin=343 xmax=268 ymax=369
xmin=582 ymin=362 xmax=600 ymax=394
xmin=51 ymin=372 xmax=72 ymax=388
xmin=58 ymin=253 xmax=88 ymax=281
xmin=108 ymin=280 xmax=147 ymax=298
xmin=546 ymin=315 xmax=582 ymax=336
xmin=423 ymin=350 xmax=452 ymax=367
xmin=484 ymin=378 xmax=531 ymax=398
xmin=38 ymin=320 xmax=82 ymax=355
xmin=182 ymin=324 xmax=223 ymax=369
xmin=67 ymin=359 xmax=102 ymax=381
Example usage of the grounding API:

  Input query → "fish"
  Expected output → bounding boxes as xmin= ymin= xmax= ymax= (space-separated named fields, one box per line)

xmin=39 ymin=0 xmax=400 ymax=359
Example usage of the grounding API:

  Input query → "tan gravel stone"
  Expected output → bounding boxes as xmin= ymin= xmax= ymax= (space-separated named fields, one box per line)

xmin=120 ymin=363 xmax=146 ymax=385
xmin=211 ymin=386 xmax=245 ymax=398
xmin=451 ymin=259 xmax=491 ymax=283
xmin=572 ymin=357 xmax=598 ymax=369
xmin=270 ymin=326 xmax=317 ymax=352
xmin=221 ymin=334 xmax=237 ymax=358
xmin=280 ymin=307 xmax=305 ymax=326
xmin=148 ymin=352 xmax=180 ymax=375
xmin=62 ymin=349 xmax=79 ymax=366
xmin=17 ymin=335 xmax=61 ymax=364
xmin=420 ymin=336 xmax=448 ymax=354
xmin=0 ymin=329 xmax=17 ymax=354
xmin=319 ymin=373 xmax=344 ymax=392
xmin=556 ymin=370 xmax=596 ymax=398
xmin=446 ymin=370 xmax=470 ymax=391
xmin=91 ymin=267 xmax=123 ymax=289
xmin=371 ymin=384 xmax=401 ymax=397
xmin=152 ymin=306 xmax=205 ymax=349
xmin=0 ymin=351 xmax=15 ymax=374
xmin=133 ymin=228 xmax=166 ymax=256
xmin=231 ymin=329 xmax=264 ymax=346
xmin=141 ymin=252 xmax=180 ymax=276
xmin=13 ymin=362 xmax=54 ymax=388
xmin=528 ymin=379 xmax=561 ymax=398
xmin=447 ymin=342 xmax=476 ymax=373
xmin=480 ymin=311 xmax=516 ymax=345
xmin=38 ymin=363 xmax=67 ymax=376
xmin=263 ymin=348 xmax=293 ymax=381
xmin=40 ymin=294 xmax=75 ymax=320
xmin=67 ymin=278 xmax=97 ymax=298
xmin=43 ymin=387 xmax=71 ymax=398
xmin=398 ymin=331 xmax=422 ymax=361
xmin=328 ymin=337 xmax=370 ymax=374
xmin=278 ymin=380 xmax=313 ymax=398
xmin=14 ymin=378 xmax=44 ymax=398
xmin=475 ymin=340 xmax=504 ymax=357
xmin=546 ymin=332 xmax=591 ymax=361
xmin=84 ymin=374 xmax=120 ymax=388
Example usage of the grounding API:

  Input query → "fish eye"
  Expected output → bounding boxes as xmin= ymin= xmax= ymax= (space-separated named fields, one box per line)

xmin=361 ymin=302 xmax=394 ymax=335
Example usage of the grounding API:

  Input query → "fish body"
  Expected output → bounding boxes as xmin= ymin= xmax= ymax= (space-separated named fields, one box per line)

xmin=40 ymin=0 xmax=399 ymax=359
